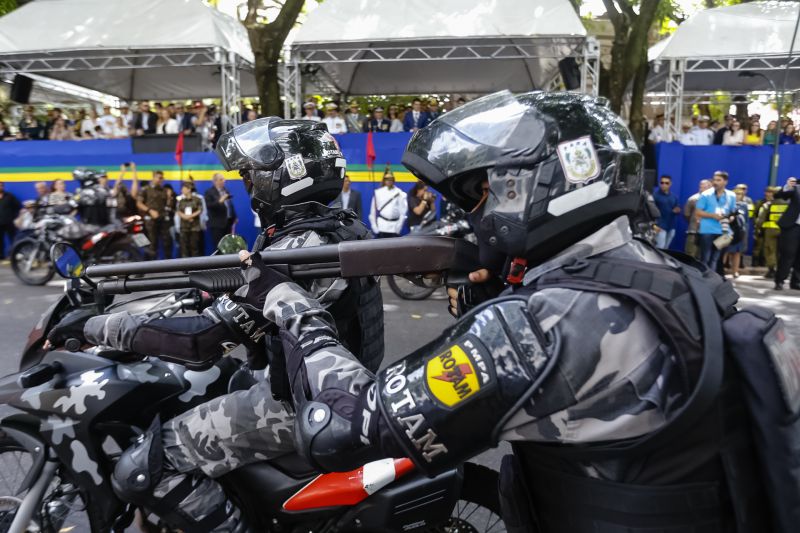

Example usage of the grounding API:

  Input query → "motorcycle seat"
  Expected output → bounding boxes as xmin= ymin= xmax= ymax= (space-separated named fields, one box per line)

xmin=269 ymin=452 xmax=317 ymax=478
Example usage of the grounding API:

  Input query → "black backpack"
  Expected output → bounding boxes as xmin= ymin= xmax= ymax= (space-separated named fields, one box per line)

xmin=502 ymin=249 xmax=800 ymax=533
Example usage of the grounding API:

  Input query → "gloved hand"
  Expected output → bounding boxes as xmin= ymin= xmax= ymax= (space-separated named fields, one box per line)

xmin=232 ymin=251 xmax=291 ymax=310
xmin=446 ymin=269 xmax=505 ymax=318
xmin=47 ymin=307 xmax=96 ymax=348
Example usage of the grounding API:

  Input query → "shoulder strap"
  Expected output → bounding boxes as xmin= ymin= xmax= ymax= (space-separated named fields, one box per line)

xmin=376 ymin=191 xmax=401 ymax=215
xmin=530 ymin=255 xmax=735 ymax=459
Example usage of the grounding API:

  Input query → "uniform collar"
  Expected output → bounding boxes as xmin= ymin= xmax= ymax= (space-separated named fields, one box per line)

xmin=523 ymin=215 xmax=633 ymax=284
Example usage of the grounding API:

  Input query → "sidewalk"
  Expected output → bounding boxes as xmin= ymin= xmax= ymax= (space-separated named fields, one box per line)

xmin=730 ymin=274 xmax=800 ymax=340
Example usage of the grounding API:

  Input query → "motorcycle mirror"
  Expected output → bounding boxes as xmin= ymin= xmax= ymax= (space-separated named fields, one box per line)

xmin=217 ymin=234 xmax=248 ymax=255
xmin=50 ymin=242 xmax=85 ymax=279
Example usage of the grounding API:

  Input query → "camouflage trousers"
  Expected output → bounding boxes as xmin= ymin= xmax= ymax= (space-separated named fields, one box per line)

xmin=179 ymin=229 xmax=200 ymax=258
xmin=763 ymin=229 xmax=780 ymax=269
xmin=145 ymin=218 xmax=173 ymax=259
xmin=162 ymin=373 xmax=296 ymax=478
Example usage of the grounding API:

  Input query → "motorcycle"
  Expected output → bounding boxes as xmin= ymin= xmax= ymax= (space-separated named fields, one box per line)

xmin=387 ymin=205 xmax=476 ymax=301
xmin=10 ymin=213 xmax=149 ymax=286
xmin=0 ymin=243 xmax=506 ymax=533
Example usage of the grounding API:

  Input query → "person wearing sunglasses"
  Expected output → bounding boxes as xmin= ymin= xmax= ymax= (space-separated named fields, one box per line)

xmin=653 ymin=174 xmax=680 ymax=249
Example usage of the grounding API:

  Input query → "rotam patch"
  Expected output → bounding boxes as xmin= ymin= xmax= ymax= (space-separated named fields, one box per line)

xmin=557 ymin=136 xmax=601 ymax=184
xmin=285 ymin=154 xmax=307 ymax=180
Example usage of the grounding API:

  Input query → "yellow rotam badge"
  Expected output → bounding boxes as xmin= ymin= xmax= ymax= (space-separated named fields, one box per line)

xmin=426 ymin=344 xmax=481 ymax=407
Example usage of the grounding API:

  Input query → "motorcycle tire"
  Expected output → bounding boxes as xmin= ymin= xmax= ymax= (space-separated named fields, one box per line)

xmin=386 ymin=275 xmax=437 ymax=301
xmin=10 ymin=239 xmax=55 ymax=286
xmin=0 ymin=430 xmax=90 ymax=533
xmin=430 ymin=462 xmax=506 ymax=533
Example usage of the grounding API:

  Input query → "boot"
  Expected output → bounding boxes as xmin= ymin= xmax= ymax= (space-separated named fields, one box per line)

xmin=765 ymin=267 xmax=775 ymax=279
xmin=774 ymin=281 xmax=784 ymax=291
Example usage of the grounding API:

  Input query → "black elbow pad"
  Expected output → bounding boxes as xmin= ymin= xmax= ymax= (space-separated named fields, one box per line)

xmin=377 ymin=297 xmax=558 ymax=476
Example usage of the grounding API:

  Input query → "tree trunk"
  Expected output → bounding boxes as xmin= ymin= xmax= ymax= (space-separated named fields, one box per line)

xmin=244 ymin=0 xmax=305 ymax=118
xmin=603 ymin=20 xmax=631 ymax=113
xmin=629 ymin=55 xmax=649 ymax=143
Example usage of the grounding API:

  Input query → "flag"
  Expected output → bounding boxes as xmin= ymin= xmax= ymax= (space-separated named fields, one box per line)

xmin=366 ymin=130 xmax=376 ymax=171
xmin=174 ymin=130 xmax=184 ymax=168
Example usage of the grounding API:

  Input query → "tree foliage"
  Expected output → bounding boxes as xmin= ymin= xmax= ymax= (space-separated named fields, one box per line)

xmin=0 ymin=0 xmax=16 ymax=17
xmin=572 ymin=0 xmax=753 ymax=142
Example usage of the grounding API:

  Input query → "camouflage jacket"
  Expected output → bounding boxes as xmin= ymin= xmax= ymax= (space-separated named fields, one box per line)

xmin=264 ymin=216 xmax=692 ymax=473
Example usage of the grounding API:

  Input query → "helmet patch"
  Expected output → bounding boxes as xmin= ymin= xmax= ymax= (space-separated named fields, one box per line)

xmin=285 ymin=154 xmax=307 ymax=180
xmin=557 ymin=136 xmax=601 ymax=184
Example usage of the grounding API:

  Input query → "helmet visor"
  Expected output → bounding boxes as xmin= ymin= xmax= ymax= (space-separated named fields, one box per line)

xmin=403 ymin=91 xmax=545 ymax=211
xmin=215 ymin=118 xmax=284 ymax=171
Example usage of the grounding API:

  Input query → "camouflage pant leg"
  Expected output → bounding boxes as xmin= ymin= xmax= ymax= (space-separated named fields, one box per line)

xmin=764 ymin=230 xmax=780 ymax=269
xmin=179 ymin=230 xmax=200 ymax=257
xmin=162 ymin=375 xmax=296 ymax=479
xmin=145 ymin=218 xmax=173 ymax=258
xmin=684 ymin=233 xmax=699 ymax=259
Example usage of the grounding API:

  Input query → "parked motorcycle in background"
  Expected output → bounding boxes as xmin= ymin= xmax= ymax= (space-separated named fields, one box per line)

xmin=10 ymin=213 xmax=148 ymax=285
xmin=387 ymin=202 xmax=476 ymax=300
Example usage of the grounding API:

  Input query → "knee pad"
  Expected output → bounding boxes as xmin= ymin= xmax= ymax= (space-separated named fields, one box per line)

xmin=111 ymin=417 xmax=164 ymax=505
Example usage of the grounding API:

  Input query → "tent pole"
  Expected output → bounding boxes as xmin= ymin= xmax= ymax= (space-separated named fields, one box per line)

xmin=665 ymin=59 xmax=684 ymax=142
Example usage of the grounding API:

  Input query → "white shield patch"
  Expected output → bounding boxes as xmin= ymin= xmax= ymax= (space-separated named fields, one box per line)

xmin=285 ymin=154 xmax=307 ymax=180
xmin=557 ymin=136 xmax=601 ymax=184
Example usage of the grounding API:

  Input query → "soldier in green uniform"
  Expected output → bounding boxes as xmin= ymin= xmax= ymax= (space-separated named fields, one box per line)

xmin=756 ymin=186 xmax=787 ymax=278
xmin=176 ymin=181 xmax=203 ymax=257
xmin=136 ymin=169 xmax=173 ymax=258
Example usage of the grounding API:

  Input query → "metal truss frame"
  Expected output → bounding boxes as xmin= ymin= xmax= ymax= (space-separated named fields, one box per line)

xmin=0 ymin=47 xmax=252 ymax=126
xmin=660 ymin=53 xmax=800 ymax=140
xmin=284 ymin=36 xmax=601 ymax=116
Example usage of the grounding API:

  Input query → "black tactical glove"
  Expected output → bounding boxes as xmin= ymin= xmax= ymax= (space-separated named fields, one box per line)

xmin=233 ymin=252 xmax=291 ymax=310
xmin=447 ymin=275 xmax=505 ymax=318
xmin=47 ymin=307 xmax=96 ymax=347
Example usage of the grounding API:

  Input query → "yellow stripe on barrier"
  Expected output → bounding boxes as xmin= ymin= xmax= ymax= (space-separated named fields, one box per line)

xmin=0 ymin=169 xmax=417 ymax=183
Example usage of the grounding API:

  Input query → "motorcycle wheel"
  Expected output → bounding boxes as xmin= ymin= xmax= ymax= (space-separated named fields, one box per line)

xmin=427 ymin=463 xmax=506 ymax=533
xmin=10 ymin=240 xmax=55 ymax=286
xmin=386 ymin=275 xmax=437 ymax=301
xmin=0 ymin=431 xmax=90 ymax=533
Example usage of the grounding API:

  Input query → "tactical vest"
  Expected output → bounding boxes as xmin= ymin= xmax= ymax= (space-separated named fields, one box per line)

xmin=763 ymin=201 xmax=788 ymax=230
xmin=263 ymin=207 xmax=385 ymax=374
xmin=498 ymin=249 xmax=799 ymax=533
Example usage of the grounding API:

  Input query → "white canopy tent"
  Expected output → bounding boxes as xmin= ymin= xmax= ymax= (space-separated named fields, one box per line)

xmin=0 ymin=0 xmax=258 ymax=125
xmin=648 ymin=1 xmax=800 ymax=140
xmin=284 ymin=0 xmax=599 ymax=117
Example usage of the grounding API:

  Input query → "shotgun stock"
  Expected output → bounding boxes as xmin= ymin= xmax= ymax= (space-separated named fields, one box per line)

xmin=86 ymin=237 xmax=479 ymax=295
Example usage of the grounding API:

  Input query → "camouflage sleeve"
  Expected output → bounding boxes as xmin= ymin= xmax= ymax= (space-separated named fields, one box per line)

xmin=499 ymin=287 xmax=691 ymax=445
xmin=263 ymin=281 xmax=373 ymax=398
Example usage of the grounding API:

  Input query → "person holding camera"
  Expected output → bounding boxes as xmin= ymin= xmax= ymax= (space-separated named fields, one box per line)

xmin=407 ymin=180 xmax=435 ymax=232
xmin=204 ymin=172 xmax=237 ymax=247
xmin=695 ymin=170 xmax=737 ymax=271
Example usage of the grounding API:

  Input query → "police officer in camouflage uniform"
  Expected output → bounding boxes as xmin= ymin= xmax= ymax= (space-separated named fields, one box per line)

xmin=176 ymin=181 xmax=203 ymax=257
xmin=137 ymin=170 xmax=173 ymax=258
xmin=221 ymin=92 xmax=777 ymax=532
xmin=73 ymin=168 xmax=111 ymax=226
xmin=48 ymin=118 xmax=384 ymax=532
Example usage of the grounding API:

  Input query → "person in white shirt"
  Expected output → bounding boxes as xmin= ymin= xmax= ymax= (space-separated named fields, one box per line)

xmin=369 ymin=170 xmax=407 ymax=238
xmin=155 ymin=108 xmax=179 ymax=134
xmin=120 ymin=103 xmax=134 ymax=132
xmin=80 ymin=108 xmax=99 ymax=138
xmin=648 ymin=114 xmax=665 ymax=144
xmin=694 ymin=116 xmax=714 ymax=145
xmin=722 ymin=119 xmax=744 ymax=145
xmin=98 ymin=105 xmax=117 ymax=136
xmin=111 ymin=116 xmax=129 ymax=139
xmin=679 ymin=123 xmax=696 ymax=145
xmin=322 ymin=103 xmax=347 ymax=134
xmin=300 ymin=102 xmax=321 ymax=122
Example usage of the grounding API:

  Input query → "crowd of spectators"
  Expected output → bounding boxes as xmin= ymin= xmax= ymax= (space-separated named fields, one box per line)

xmin=647 ymin=112 xmax=800 ymax=146
xmin=298 ymin=96 xmax=466 ymax=133
xmin=649 ymin=170 xmax=800 ymax=290
xmin=0 ymin=101 xmax=229 ymax=149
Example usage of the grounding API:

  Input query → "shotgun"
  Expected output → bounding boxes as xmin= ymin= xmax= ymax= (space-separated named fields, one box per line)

xmin=86 ymin=236 xmax=479 ymax=295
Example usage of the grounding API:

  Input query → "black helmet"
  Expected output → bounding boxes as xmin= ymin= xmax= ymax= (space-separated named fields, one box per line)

xmin=215 ymin=117 xmax=346 ymax=226
xmin=402 ymin=90 xmax=643 ymax=263
xmin=72 ymin=167 xmax=102 ymax=186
